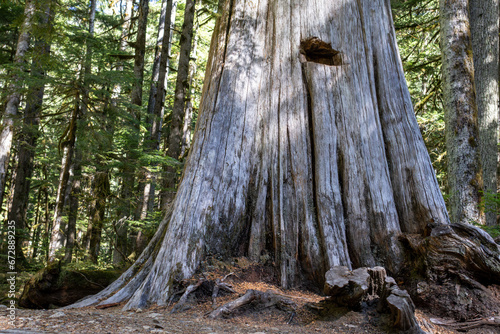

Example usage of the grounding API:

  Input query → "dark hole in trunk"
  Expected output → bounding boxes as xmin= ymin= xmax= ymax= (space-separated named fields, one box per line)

xmin=300 ymin=37 xmax=342 ymax=66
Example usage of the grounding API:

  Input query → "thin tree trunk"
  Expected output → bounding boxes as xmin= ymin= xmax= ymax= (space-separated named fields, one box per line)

xmin=49 ymin=0 xmax=96 ymax=261
xmin=114 ymin=0 xmax=149 ymax=265
xmin=470 ymin=0 xmax=499 ymax=226
xmin=48 ymin=104 xmax=77 ymax=261
xmin=88 ymin=171 xmax=110 ymax=263
xmin=43 ymin=173 xmax=50 ymax=262
xmin=69 ymin=0 xmax=450 ymax=310
xmin=30 ymin=187 xmax=42 ymax=259
xmin=440 ymin=0 xmax=483 ymax=225
xmin=136 ymin=0 xmax=177 ymax=219
xmin=8 ymin=0 xmax=53 ymax=263
xmin=180 ymin=24 xmax=199 ymax=159
xmin=0 ymin=0 xmax=35 ymax=208
xmin=64 ymin=150 xmax=82 ymax=263
xmin=162 ymin=0 xmax=197 ymax=208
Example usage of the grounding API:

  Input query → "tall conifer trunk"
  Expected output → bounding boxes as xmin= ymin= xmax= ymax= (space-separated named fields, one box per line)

xmin=136 ymin=0 xmax=178 ymax=219
xmin=8 ymin=0 xmax=53 ymax=262
xmin=162 ymin=0 xmax=197 ymax=207
xmin=49 ymin=0 xmax=96 ymax=261
xmin=440 ymin=0 xmax=483 ymax=225
xmin=0 ymin=0 xmax=35 ymax=208
xmin=70 ymin=0 xmax=461 ymax=311
xmin=470 ymin=0 xmax=499 ymax=226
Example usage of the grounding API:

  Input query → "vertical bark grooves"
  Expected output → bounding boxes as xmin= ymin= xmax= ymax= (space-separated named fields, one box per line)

xmin=71 ymin=0 xmax=450 ymax=310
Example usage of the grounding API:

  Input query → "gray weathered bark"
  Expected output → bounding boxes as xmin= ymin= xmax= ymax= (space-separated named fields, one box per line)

xmin=440 ymin=0 xmax=483 ymax=225
xmin=0 ymin=0 xmax=35 ymax=208
xmin=470 ymin=0 xmax=499 ymax=226
xmin=69 ymin=0 xmax=448 ymax=310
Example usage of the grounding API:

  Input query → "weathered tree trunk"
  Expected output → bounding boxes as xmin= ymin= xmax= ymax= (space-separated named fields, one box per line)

xmin=470 ymin=0 xmax=499 ymax=226
xmin=69 ymin=0 xmax=450 ymax=310
xmin=162 ymin=0 xmax=197 ymax=207
xmin=440 ymin=0 xmax=483 ymax=225
xmin=8 ymin=0 xmax=53 ymax=263
xmin=0 ymin=0 xmax=35 ymax=208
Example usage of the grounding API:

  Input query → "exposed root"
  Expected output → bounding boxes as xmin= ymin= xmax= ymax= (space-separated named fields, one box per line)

xmin=207 ymin=289 xmax=297 ymax=319
xmin=430 ymin=316 xmax=500 ymax=331
xmin=211 ymin=276 xmax=236 ymax=309
xmin=171 ymin=279 xmax=206 ymax=313
xmin=168 ymin=274 xmax=237 ymax=313
xmin=95 ymin=302 xmax=121 ymax=309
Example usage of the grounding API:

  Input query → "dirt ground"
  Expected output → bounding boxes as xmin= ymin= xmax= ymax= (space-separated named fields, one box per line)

xmin=1 ymin=258 xmax=499 ymax=334
xmin=1 ymin=279 xmax=499 ymax=334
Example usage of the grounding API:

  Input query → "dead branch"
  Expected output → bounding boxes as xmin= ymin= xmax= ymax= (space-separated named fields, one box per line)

xmin=171 ymin=279 xmax=205 ymax=313
xmin=207 ymin=289 xmax=297 ymax=319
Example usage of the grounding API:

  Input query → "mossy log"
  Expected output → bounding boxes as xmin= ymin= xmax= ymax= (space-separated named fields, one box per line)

xmin=19 ymin=263 xmax=122 ymax=309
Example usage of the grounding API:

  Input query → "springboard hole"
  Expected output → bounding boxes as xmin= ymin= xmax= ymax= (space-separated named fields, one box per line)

xmin=300 ymin=37 xmax=342 ymax=66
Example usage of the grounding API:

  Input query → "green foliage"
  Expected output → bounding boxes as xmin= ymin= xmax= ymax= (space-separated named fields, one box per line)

xmin=0 ymin=0 xmax=218 ymax=268
xmin=392 ymin=0 xmax=447 ymax=198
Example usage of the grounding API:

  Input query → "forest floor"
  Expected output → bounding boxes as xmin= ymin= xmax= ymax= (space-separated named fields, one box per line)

xmin=0 ymin=258 xmax=499 ymax=334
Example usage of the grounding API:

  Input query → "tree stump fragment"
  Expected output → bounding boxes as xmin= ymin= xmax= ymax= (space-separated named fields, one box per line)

xmin=324 ymin=265 xmax=424 ymax=333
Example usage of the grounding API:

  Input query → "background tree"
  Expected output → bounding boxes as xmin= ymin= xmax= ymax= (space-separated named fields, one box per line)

xmin=440 ymin=0 xmax=483 ymax=225
xmin=470 ymin=0 xmax=499 ymax=226
xmin=0 ymin=0 xmax=35 ymax=210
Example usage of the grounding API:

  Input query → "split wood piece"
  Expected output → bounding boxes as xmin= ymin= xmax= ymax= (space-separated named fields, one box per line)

xmin=377 ymin=276 xmax=424 ymax=333
xmin=207 ymin=289 xmax=297 ymax=319
xmin=324 ymin=266 xmax=370 ymax=308
xmin=386 ymin=287 xmax=423 ymax=333
xmin=170 ymin=279 xmax=205 ymax=313
xmin=431 ymin=316 xmax=500 ymax=331
xmin=367 ymin=266 xmax=386 ymax=297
